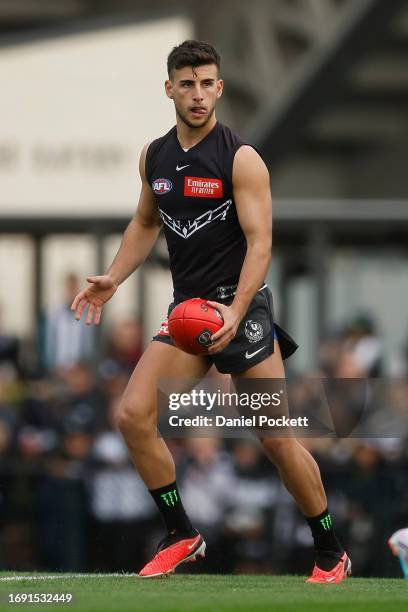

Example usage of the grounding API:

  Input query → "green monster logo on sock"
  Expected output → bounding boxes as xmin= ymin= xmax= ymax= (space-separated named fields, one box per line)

xmin=320 ymin=514 xmax=333 ymax=531
xmin=161 ymin=489 xmax=179 ymax=507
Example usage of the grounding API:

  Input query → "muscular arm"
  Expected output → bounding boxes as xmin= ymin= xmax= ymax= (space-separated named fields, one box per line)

xmin=230 ymin=145 xmax=272 ymax=317
xmin=107 ymin=143 xmax=162 ymax=286
xmin=208 ymin=145 xmax=272 ymax=353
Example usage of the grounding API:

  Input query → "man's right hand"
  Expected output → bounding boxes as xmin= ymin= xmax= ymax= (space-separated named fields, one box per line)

xmin=71 ymin=275 xmax=118 ymax=325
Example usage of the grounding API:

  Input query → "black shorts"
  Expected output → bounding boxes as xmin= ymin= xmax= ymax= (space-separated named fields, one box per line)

xmin=152 ymin=285 xmax=298 ymax=374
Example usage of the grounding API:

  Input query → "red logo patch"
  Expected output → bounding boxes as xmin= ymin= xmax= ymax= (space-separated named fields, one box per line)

xmin=157 ymin=317 xmax=170 ymax=336
xmin=184 ymin=176 xmax=223 ymax=198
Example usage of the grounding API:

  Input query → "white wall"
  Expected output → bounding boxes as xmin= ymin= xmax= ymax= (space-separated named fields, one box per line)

xmin=0 ymin=17 xmax=192 ymax=335
xmin=0 ymin=236 xmax=33 ymax=335
xmin=0 ymin=17 xmax=192 ymax=214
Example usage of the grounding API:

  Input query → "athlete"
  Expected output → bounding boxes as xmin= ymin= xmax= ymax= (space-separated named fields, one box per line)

xmin=71 ymin=40 xmax=350 ymax=583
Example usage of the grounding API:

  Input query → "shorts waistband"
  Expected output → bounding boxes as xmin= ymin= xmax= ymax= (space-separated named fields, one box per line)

xmin=214 ymin=283 xmax=267 ymax=301
xmin=173 ymin=283 xmax=268 ymax=304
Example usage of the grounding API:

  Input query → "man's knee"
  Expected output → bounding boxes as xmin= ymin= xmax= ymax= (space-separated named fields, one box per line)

xmin=116 ymin=395 xmax=155 ymax=438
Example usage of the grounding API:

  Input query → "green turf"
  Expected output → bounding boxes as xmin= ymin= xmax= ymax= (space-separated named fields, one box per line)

xmin=0 ymin=574 xmax=407 ymax=612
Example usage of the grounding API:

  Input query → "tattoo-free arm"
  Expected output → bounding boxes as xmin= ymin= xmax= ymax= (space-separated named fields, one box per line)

xmin=208 ymin=145 xmax=272 ymax=353
xmin=106 ymin=143 xmax=162 ymax=286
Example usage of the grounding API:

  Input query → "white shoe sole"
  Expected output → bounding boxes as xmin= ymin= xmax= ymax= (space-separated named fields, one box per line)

xmin=344 ymin=556 xmax=352 ymax=577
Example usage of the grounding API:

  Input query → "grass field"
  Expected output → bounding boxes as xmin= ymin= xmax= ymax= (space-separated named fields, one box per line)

xmin=0 ymin=573 xmax=407 ymax=612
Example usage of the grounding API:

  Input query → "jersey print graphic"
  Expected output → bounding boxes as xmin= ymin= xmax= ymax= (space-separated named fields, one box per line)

xmin=159 ymin=199 xmax=232 ymax=239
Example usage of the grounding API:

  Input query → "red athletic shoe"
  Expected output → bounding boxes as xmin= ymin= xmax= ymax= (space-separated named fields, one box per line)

xmin=306 ymin=552 xmax=352 ymax=584
xmin=138 ymin=531 xmax=206 ymax=578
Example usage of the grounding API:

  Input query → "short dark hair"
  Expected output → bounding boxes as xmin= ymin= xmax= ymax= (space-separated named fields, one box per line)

xmin=167 ymin=40 xmax=221 ymax=78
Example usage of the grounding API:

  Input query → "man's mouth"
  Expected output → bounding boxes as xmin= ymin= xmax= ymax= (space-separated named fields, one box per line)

xmin=190 ymin=107 xmax=207 ymax=116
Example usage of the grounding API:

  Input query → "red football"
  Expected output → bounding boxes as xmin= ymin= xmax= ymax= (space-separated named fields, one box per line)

xmin=168 ymin=298 xmax=224 ymax=354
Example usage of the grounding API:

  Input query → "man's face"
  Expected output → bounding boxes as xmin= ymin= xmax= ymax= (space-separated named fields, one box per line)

xmin=165 ymin=64 xmax=223 ymax=129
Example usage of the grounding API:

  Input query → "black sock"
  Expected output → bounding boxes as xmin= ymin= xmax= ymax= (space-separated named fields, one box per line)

xmin=305 ymin=508 xmax=344 ymax=571
xmin=149 ymin=481 xmax=195 ymax=536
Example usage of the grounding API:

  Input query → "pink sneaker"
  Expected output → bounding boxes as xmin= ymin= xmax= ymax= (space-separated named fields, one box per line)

xmin=139 ymin=531 xmax=206 ymax=578
xmin=306 ymin=552 xmax=352 ymax=584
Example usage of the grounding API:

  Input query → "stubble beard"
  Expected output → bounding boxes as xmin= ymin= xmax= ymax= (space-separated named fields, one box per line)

xmin=175 ymin=104 xmax=216 ymax=129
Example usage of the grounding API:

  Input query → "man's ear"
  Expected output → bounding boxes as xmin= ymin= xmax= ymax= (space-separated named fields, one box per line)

xmin=165 ymin=79 xmax=174 ymax=99
xmin=216 ymin=79 xmax=224 ymax=99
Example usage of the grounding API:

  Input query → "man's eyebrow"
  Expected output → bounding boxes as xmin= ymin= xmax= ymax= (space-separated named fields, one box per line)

xmin=178 ymin=78 xmax=216 ymax=85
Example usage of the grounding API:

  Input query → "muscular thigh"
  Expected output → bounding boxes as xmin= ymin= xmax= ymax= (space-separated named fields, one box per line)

xmin=121 ymin=341 xmax=212 ymax=419
xmin=232 ymin=340 xmax=290 ymax=433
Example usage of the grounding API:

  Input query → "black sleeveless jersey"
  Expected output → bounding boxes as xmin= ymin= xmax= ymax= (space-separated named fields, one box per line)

xmin=145 ymin=121 xmax=251 ymax=302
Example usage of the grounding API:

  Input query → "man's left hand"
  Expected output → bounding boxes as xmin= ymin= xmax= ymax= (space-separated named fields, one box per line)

xmin=206 ymin=301 xmax=242 ymax=354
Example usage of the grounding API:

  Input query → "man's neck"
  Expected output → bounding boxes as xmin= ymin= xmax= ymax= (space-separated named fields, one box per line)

xmin=176 ymin=115 xmax=217 ymax=151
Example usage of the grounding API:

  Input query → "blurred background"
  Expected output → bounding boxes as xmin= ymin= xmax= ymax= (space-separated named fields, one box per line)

xmin=1 ymin=0 xmax=408 ymax=577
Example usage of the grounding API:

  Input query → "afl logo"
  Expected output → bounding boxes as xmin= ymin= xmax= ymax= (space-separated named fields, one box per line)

xmin=197 ymin=329 xmax=213 ymax=347
xmin=152 ymin=178 xmax=172 ymax=195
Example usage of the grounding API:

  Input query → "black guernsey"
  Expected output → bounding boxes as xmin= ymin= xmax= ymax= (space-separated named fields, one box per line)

xmin=145 ymin=121 xmax=253 ymax=302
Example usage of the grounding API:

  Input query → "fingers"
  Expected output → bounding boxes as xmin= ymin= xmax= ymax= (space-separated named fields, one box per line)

xmin=208 ymin=327 xmax=235 ymax=354
xmin=71 ymin=283 xmax=104 ymax=325
xmin=86 ymin=275 xmax=104 ymax=284
xmin=206 ymin=300 xmax=237 ymax=353
xmin=206 ymin=300 xmax=226 ymax=348
xmin=94 ymin=306 xmax=103 ymax=325
xmin=73 ymin=298 xmax=88 ymax=321
xmin=210 ymin=327 xmax=225 ymax=343
xmin=71 ymin=291 xmax=85 ymax=311
xmin=86 ymin=304 xmax=102 ymax=326
xmin=86 ymin=303 xmax=95 ymax=326
xmin=206 ymin=300 xmax=226 ymax=314
xmin=72 ymin=299 xmax=102 ymax=325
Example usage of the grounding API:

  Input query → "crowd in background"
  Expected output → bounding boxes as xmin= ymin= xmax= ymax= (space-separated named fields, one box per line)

xmin=0 ymin=277 xmax=407 ymax=577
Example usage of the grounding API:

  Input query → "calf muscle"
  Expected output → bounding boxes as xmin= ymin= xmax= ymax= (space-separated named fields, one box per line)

xmin=116 ymin=341 xmax=211 ymax=489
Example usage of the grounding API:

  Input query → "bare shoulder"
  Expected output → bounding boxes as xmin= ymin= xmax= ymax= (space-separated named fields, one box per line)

xmin=232 ymin=145 xmax=269 ymax=185
xmin=139 ymin=142 xmax=151 ymax=180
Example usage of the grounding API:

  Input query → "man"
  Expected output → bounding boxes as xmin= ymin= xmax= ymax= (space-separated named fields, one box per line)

xmin=72 ymin=40 xmax=350 ymax=583
xmin=45 ymin=272 xmax=94 ymax=371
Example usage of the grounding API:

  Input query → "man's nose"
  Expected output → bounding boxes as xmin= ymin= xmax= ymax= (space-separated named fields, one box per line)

xmin=192 ymin=85 xmax=204 ymax=100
